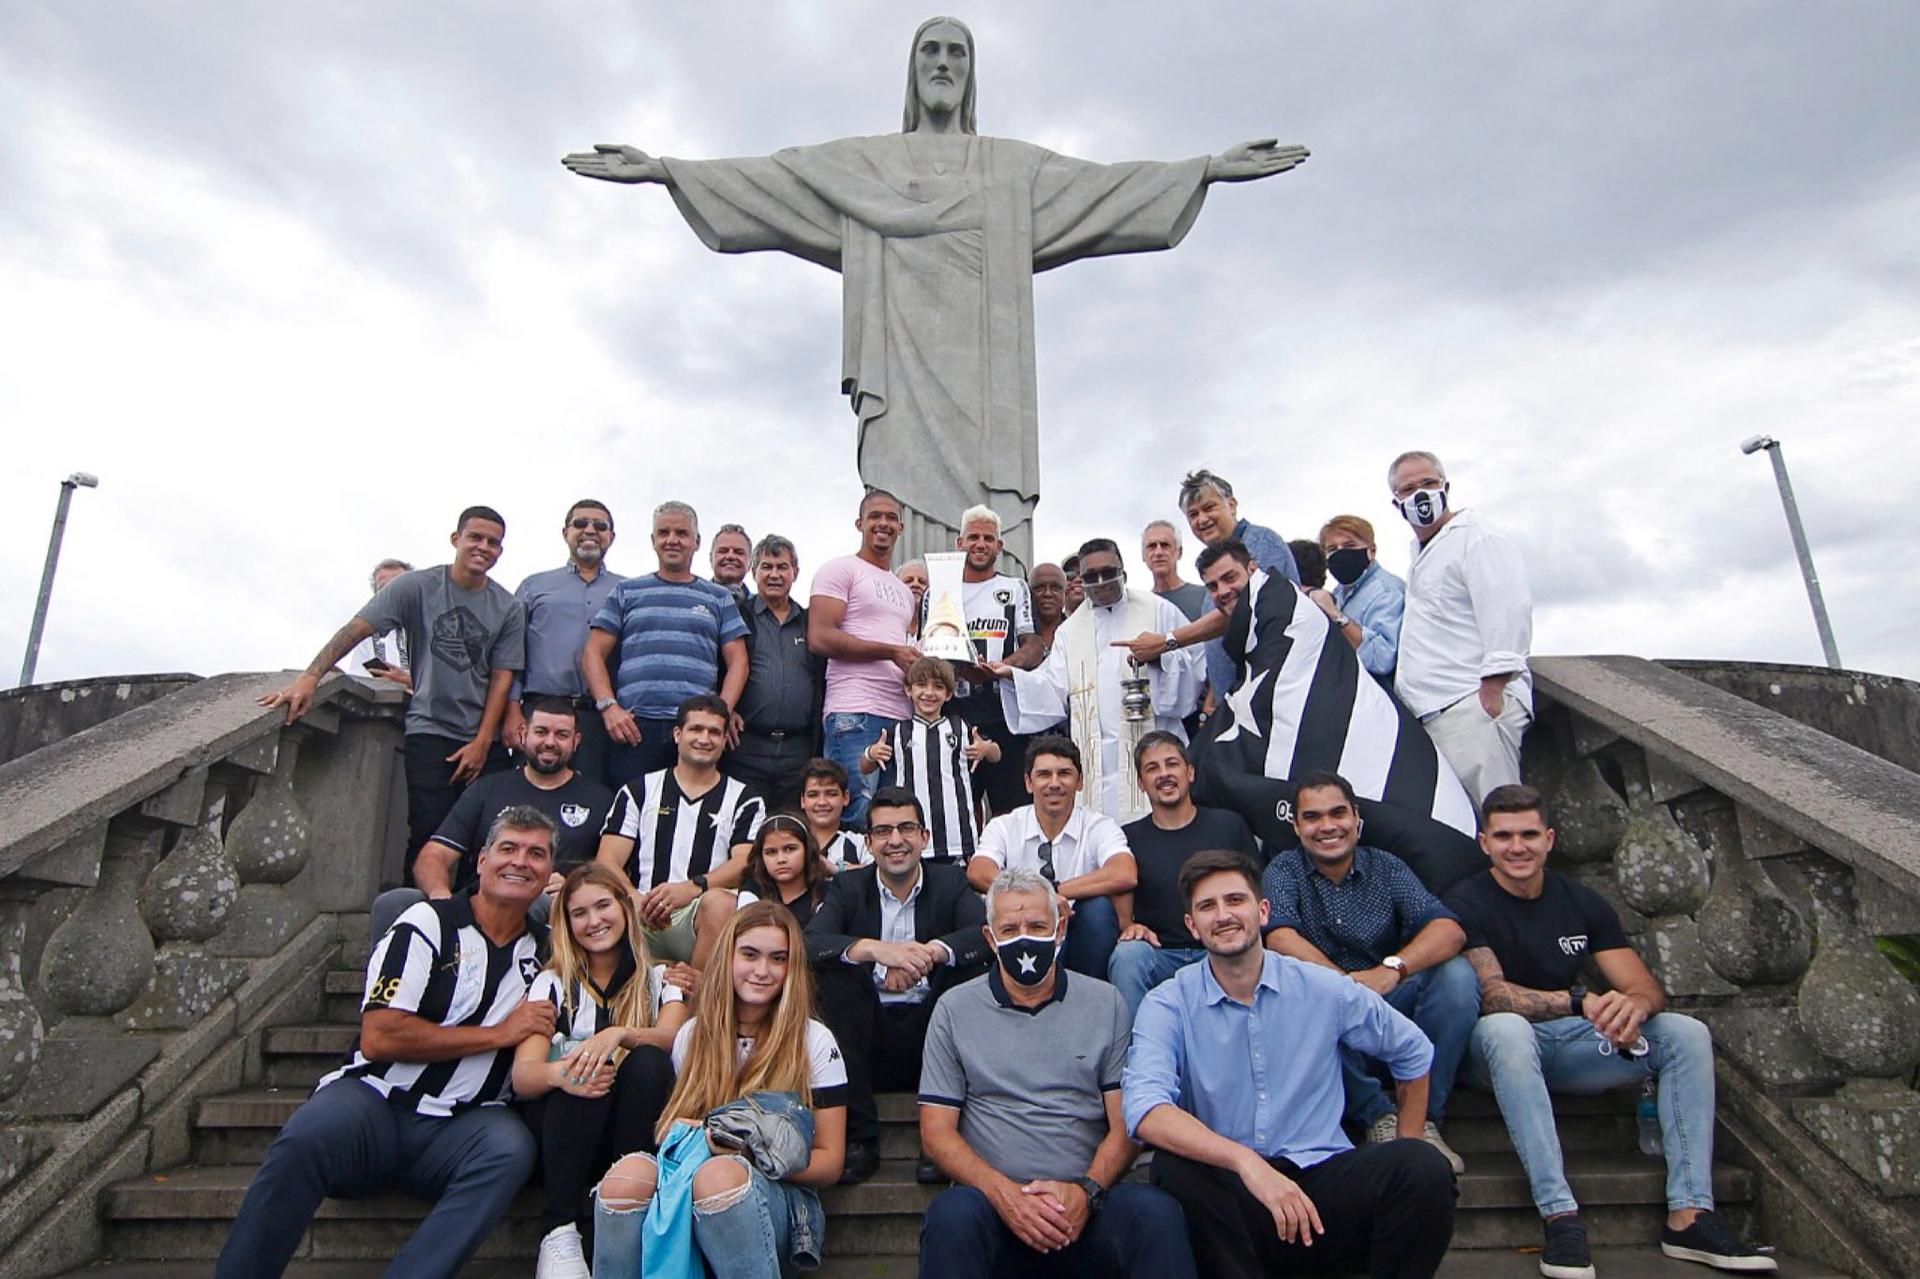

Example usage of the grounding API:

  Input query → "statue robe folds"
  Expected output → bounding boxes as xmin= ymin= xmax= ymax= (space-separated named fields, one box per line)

xmin=661 ymin=137 xmax=1211 ymax=571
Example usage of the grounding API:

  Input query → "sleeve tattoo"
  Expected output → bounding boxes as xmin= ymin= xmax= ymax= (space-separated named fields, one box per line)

xmin=1464 ymin=946 xmax=1572 ymax=1021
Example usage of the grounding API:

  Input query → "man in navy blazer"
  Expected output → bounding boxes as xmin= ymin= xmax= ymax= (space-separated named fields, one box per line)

xmin=806 ymin=785 xmax=989 ymax=1183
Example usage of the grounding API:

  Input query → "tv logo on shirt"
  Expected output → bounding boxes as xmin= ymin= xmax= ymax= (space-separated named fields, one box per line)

xmin=1557 ymin=933 xmax=1589 ymax=957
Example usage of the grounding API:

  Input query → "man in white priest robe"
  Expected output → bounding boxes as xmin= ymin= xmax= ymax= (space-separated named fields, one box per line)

xmin=986 ymin=538 xmax=1205 ymax=823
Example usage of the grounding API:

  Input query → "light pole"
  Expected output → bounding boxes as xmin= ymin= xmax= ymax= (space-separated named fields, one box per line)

xmin=19 ymin=471 xmax=100 ymax=688
xmin=1740 ymin=435 xmax=1841 ymax=670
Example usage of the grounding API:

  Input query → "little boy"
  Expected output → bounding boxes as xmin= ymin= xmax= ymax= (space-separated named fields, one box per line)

xmin=799 ymin=757 xmax=865 ymax=869
xmin=860 ymin=656 xmax=999 ymax=862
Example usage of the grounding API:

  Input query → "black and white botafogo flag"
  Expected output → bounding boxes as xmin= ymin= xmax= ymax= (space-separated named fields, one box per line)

xmin=1192 ymin=570 xmax=1483 ymax=892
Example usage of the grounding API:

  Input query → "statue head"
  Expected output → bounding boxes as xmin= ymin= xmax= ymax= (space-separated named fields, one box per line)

xmin=902 ymin=15 xmax=977 ymax=134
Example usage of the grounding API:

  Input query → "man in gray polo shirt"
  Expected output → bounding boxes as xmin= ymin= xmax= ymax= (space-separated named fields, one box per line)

xmin=916 ymin=867 xmax=1196 ymax=1279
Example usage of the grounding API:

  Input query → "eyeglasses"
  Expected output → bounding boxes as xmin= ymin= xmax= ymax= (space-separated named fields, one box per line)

xmin=867 ymin=822 xmax=924 ymax=840
xmin=1079 ymin=568 xmax=1123 ymax=585
xmin=570 ymin=518 xmax=611 ymax=532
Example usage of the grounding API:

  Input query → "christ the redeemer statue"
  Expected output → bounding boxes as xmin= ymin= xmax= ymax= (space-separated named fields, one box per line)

xmin=564 ymin=15 xmax=1307 ymax=571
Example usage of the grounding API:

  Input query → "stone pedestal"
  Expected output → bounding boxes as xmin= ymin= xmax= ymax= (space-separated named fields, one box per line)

xmin=1793 ymin=1080 xmax=1920 ymax=1198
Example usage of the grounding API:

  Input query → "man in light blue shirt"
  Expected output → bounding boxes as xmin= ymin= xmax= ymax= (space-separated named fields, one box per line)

xmin=1122 ymin=849 xmax=1456 ymax=1279
xmin=1317 ymin=513 xmax=1405 ymax=685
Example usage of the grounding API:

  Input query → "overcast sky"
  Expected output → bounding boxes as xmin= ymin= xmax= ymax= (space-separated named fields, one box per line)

xmin=3 ymin=2 xmax=1916 ymax=688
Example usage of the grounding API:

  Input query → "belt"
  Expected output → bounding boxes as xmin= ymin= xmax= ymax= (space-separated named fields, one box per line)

xmin=525 ymin=693 xmax=593 ymax=708
xmin=745 ymin=727 xmax=808 ymax=742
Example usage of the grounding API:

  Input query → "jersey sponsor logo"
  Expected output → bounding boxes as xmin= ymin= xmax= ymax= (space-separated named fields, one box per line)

xmin=1557 ymin=933 xmax=1590 ymax=957
xmin=560 ymin=803 xmax=591 ymax=827
xmin=430 ymin=606 xmax=492 ymax=672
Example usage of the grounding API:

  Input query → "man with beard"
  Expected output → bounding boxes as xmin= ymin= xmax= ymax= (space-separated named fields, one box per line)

xmin=505 ymin=500 xmax=623 ymax=787
xmin=809 ymin=489 xmax=921 ymax=827
xmin=941 ymin=505 xmax=1045 ymax=816
xmin=1123 ymin=850 xmax=1455 ymax=1279
xmin=988 ymin=539 xmax=1201 ymax=823
xmin=414 ymin=698 xmax=615 ymax=897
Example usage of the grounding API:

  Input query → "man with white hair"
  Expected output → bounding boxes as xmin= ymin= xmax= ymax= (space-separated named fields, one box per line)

xmin=1142 ymin=520 xmax=1207 ymax=622
xmin=1388 ymin=450 xmax=1533 ymax=803
xmin=987 ymin=539 xmax=1202 ymax=823
xmin=344 ymin=558 xmax=414 ymax=684
xmin=941 ymin=505 xmax=1046 ymax=816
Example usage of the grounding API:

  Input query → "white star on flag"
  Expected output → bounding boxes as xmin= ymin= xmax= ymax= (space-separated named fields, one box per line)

xmin=1213 ymin=668 xmax=1271 ymax=744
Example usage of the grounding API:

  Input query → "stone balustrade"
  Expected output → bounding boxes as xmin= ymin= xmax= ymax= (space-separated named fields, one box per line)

xmin=1529 ymin=655 xmax=1920 ymax=1279
xmin=0 ymin=671 xmax=406 ymax=1277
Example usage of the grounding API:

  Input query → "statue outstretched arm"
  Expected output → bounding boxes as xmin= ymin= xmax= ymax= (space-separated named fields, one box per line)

xmin=562 ymin=143 xmax=668 ymax=185
xmin=1207 ymin=139 xmax=1310 ymax=184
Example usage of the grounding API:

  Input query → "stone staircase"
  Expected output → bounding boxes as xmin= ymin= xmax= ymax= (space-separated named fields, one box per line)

xmin=57 ymin=922 xmax=1848 ymax=1277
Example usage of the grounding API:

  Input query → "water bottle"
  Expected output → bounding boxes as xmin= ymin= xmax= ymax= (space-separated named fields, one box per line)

xmin=1637 ymin=1076 xmax=1663 ymax=1156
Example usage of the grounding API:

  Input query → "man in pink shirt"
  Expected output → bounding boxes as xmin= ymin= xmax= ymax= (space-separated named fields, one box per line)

xmin=808 ymin=489 xmax=920 ymax=826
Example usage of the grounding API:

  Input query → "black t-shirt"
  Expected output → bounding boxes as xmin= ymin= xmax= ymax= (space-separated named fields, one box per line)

xmin=1122 ymin=806 xmax=1260 ymax=949
xmin=431 ymin=767 xmax=615 ymax=889
xmin=1442 ymin=869 xmax=1629 ymax=991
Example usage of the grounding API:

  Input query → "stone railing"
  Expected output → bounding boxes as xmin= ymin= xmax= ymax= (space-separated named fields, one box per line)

xmin=0 ymin=671 xmax=406 ymax=1278
xmin=1529 ymin=656 xmax=1920 ymax=1279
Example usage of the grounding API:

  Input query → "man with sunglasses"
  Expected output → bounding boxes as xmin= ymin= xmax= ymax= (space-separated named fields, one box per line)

xmin=805 ymin=785 xmax=990 ymax=1184
xmin=506 ymin=500 xmax=624 ymax=787
xmin=988 ymin=540 xmax=1203 ymax=822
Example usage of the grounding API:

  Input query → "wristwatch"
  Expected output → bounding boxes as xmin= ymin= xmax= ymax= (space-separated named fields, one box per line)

xmin=691 ymin=873 xmax=710 ymax=892
xmin=1568 ymin=984 xmax=1588 ymax=1018
xmin=594 ymin=696 xmax=618 ymax=712
xmin=1333 ymin=613 xmax=1353 ymax=628
xmin=1072 ymin=1175 xmax=1107 ymax=1214
xmin=1161 ymin=631 xmax=1182 ymax=652
xmin=1382 ymin=955 xmax=1408 ymax=983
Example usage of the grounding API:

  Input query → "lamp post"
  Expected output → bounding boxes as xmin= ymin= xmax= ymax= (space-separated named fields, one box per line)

xmin=18 ymin=471 xmax=100 ymax=688
xmin=1740 ymin=435 xmax=1841 ymax=670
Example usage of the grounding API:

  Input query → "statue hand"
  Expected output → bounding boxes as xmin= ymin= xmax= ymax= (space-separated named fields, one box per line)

xmin=1208 ymin=139 xmax=1310 ymax=183
xmin=562 ymin=142 xmax=665 ymax=184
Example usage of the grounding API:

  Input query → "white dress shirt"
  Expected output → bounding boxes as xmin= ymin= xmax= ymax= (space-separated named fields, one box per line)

xmin=1394 ymin=509 xmax=1533 ymax=720
xmin=976 ymin=804 xmax=1131 ymax=886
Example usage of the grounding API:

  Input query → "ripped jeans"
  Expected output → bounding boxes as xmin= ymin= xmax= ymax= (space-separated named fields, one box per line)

xmin=593 ymin=1148 xmax=823 ymax=1279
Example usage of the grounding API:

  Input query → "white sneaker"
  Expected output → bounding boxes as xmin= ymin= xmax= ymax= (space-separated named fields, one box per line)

xmin=537 ymin=1222 xmax=592 ymax=1279
xmin=1422 ymin=1120 xmax=1467 ymax=1175
xmin=1366 ymin=1110 xmax=1401 ymax=1145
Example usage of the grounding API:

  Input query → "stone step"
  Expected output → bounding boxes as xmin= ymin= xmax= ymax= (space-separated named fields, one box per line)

xmin=99 ymin=1151 xmax=1757 ymax=1260
xmin=54 ymin=1246 xmax=1852 ymax=1279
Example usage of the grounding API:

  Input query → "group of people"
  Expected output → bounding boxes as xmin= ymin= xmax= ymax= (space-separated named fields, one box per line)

xmin=227 ymin=454 xmax=1775 ymax=1278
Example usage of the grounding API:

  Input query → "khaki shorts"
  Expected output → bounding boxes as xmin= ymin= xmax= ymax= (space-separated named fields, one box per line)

xmin=642 ymin=893 xmax=705 ymax=964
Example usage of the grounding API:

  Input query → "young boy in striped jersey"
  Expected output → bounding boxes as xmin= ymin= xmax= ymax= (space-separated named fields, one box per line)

xmin=799 ymin=757 xmax=866 ymax=869
xmin=861 ymin=656 xmax=999 ymax=863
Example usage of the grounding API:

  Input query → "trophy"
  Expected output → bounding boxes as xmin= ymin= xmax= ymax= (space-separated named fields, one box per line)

xmin=919 ymin=552 xmax=973 ymax=662
xmin=1120 ymin=659 xmax=1153 ymax=723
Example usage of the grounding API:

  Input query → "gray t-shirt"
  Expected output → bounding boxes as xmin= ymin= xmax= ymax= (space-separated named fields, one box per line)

xmin=357 ymin=566 xmax=526 ymax=741
xmin=918 ymin=968 xmax=1130 ymax=1183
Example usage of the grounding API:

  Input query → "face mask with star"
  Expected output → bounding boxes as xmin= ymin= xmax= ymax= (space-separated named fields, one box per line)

xmin=994 ymin=931 xmax=1061 ymax=987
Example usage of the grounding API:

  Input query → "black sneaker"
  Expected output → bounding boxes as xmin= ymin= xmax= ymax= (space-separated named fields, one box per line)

xmin=1539 ymin=1214 xmax=1596 ymax=1279
xmin=838 ymin=1139 xmax=879 ymax=1185
xmin=1661 ymin=1210 xmax=1779 ymax=1272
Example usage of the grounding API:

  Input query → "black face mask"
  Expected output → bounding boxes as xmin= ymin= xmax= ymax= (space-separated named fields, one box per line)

xmin=995 ymin=933 xmax=1060 ymax=987
xmin=1326 ymin=547 xmax=1371 ymax=586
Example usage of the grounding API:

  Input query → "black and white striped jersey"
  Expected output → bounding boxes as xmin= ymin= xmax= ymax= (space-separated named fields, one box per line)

xmin=820 ymin=828 xmax=866 ymax=869
xmin=602 ymin=769 xmax=766 ymax=889
xmin=527 ymin=962 xmax=682 ymax=1042
xmin=320 ymin=894 xmax=547 ymax=1117
xmin=877 ymin=713 xmax=978 ymax=863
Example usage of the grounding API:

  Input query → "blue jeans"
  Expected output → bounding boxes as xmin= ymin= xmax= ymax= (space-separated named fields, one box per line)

xmin=1107 ymin=941 xmax=1208 ymax=1021
xmin=1341 ymin=956 xmax=1480 ymax=1124
xmin=1462 ymin=1011 xmax=1717 ymax=1218
xmin=608 ymin=718 xmax=679 ymax=793
xmin=1063 ymin=896 xmax=1119 ymax=979
xmin=593 ymin=1154 xmax=823 ymax=1279
xmin=216 ymin=1079 xmax=534 ymax=1279
xmin=822 ymin=711 xmax=890 ymax=828
xmin=919 ymin=1181 xmax=1197 ymax=1279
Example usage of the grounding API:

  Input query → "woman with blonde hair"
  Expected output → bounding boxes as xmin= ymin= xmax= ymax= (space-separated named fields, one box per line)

xmin=515 ymin=863 xmax=689 ymax=1279
xmin=593 ymin=901 xmax=847 ymax=1277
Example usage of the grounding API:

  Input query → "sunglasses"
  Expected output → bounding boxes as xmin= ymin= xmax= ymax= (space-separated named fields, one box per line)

xmin=1079 ymin=568 xmax=1123 ymax=585
xmin=569 ymin=518 xmax=611 ymax=532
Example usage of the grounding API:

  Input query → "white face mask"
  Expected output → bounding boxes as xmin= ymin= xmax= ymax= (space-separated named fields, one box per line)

xmin=1397 ymin=485 xmax=1448 ymax=529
